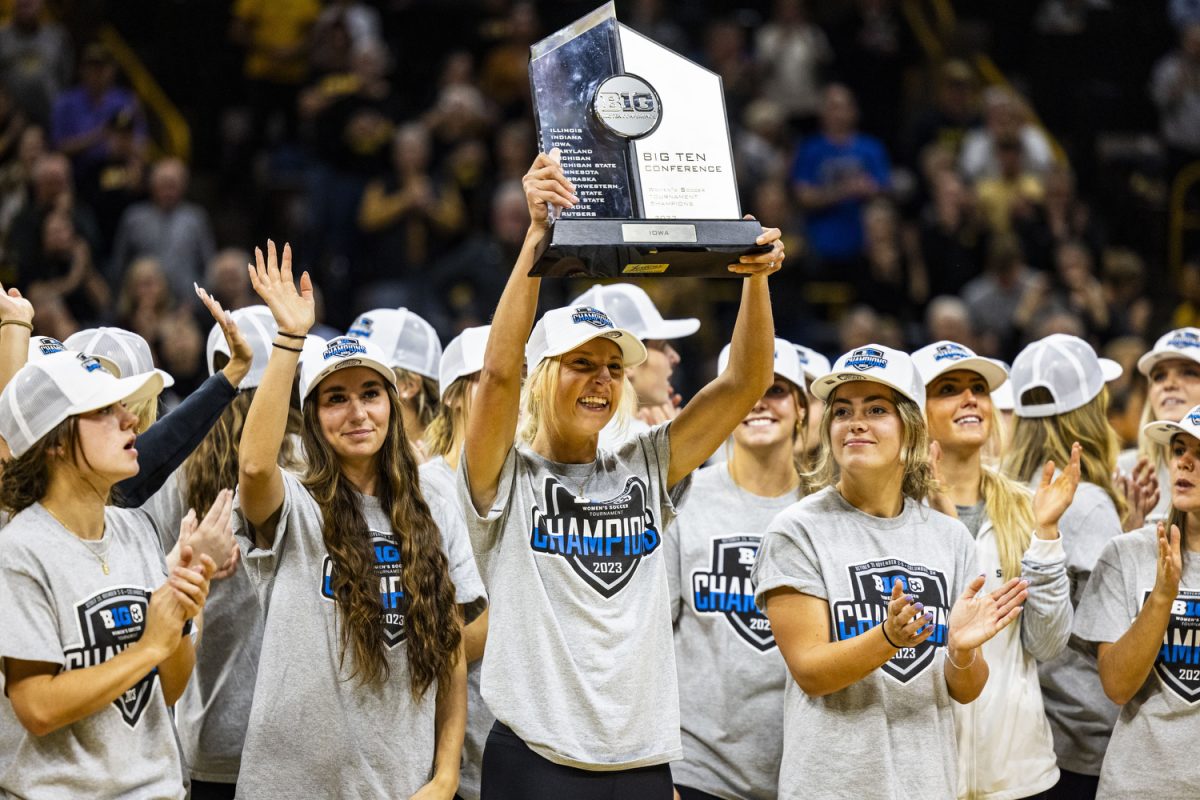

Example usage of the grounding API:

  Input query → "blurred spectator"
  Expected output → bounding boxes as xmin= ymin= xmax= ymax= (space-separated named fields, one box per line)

xmin=838 ymin=304 xmax=881 ymax=352
xmin=25 ymin=281 xmax=76 ymax=340
xmin=755 ymin=0 xmax=831 ymax=131
xmin=230 ymin=0 xmax=320 ymax=151
xmin=1171 ymin=0 xmax=1200 ymax=30
xmin=703 ymin=18 xmax=758 ymax=124
xmin=792 ymin=84 xmax=891 ymax=269
xmin=1151 ymin=22 xmax=1200 ymax=182
xmin=116 ymin=255 xmax=174 ymax=345
xmin=925 ymin=295 xmax=980 ymax=352
xmin=1014 ymin=163 xmax=1104 ymax=270
xmin=902 ymin=60 xmax=980 ymax=167
xmin=478 ymin=1 xmax=539 ymax=119
xmin=7 ymin=152 xmax=101 ymax=283
xmin=974 ymin=135 xmax=1044 ymax=234
xmin=76 ymin=108 xmax=146 ymax=258
xmin=50 ymin=43 xmax=146 ymax=176
xmin=206 ymin=247 xmax=255 ymax=312
xmin=0 ymin=85 xmax=28 ymax=168
xmin=27 ymin=209 xmax=110 ymax=326
xmin=735 ymin=99 xmax=793 ymax=198
xmin=959 ymin=87 xmax=1055 ymax=182
xmin=1173 ymin=258 xmax=1200 ymax=328
xmin=1034 ymin=0 xmax=1113 ymax=35
xmin=627 ymin=0 xmax=690 ymax=55
xmin=357 ymin=121 xmax=466 ymax=307
xmin=962 ymin=232 xmax=1040 ymax=354
xmin=855 ymin=197 xmax=927 ymax=318
xmin=316 ymin=0 xmax=383 ymax=51
xmin=0 ymin=0 xmax=71 ymax=127
xmin=493 ymin=119 xmax=534 ymax=184
xmin=919 ymin=169 xmax=986 ymax=298
xmin=110 ymin=157 xmax=216 ymax=302
xmin=0 ymin=124 xmax=44 ymax=271
xmin=1101 ymin=247 xmax=1152 ymax=339
xmin=309 ymin=13 xmax=353 ymax=78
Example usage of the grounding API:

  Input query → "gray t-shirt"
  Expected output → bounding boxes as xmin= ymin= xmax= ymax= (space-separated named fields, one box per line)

xmin=234 ymin=470 xmax=486 ymax=799
xmin=1074 ymin=526 xmax=1200 ymax=798
xmin=141 ymin=470 xmax=263 ymax=784
xmin=0 ymin=504 xmax=185 ymax=799
xmin=752 ymin=486 xmax=977 ymax=800
xmin=956 ymin=500 xmax=986 ymax=539
xmin=665 ymin=464 xmax=795 ymax=800
xmin=459 ymin=423 xmax=690 ymax=770
xmin=1034 ymin=480 xmax=1123 ymax=775
xmin=420 ymin=455 xmax=492 ymax=800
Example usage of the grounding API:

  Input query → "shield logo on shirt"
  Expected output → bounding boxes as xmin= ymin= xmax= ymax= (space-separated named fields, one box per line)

xmin=1145 ymin=588 xmax=1200 ymax=704
xmin=691 ymin=535 xmax=775 ymax=652
xmin=529 ymin=475 xmax=661 ymax=598
xmin=320 ymin=531 xmax=408 ymax=647
xmin=63 ymin=587 xmax=156 ymax=728
xmin=831 ymin=560 xmax=950 ymax=683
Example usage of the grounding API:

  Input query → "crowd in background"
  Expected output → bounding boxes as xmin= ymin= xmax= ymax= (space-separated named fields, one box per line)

xmin=0 ymin=0 xmax=1193 ymax=442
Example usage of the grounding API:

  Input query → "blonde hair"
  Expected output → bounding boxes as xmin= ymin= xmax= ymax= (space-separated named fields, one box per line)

xmin=519 ymin=356 xmax=636 ymax=446
xmin=1002 ymin=387 xmax=1128 ymax=521
xmin=395 ymin=368 xmax=441 ymax=429
xmin=424 ymin=374 xmax=475 ymax=459
xmin=127 ymin=396 xmax=159 ymax=434
xmin=804 ymin=386 xmax=937 ymax=502
xmin=1135 ymin=398 xmax=1165 ymax=467
xmin=980 ymin=468 xmax=1037 ymax=580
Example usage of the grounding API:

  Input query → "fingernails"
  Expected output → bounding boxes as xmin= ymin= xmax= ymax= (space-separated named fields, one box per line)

xmin=1021 ymin=579 xmax=1030 ymax=586
xmin=914 ymin=603 xmax=924 ymax=612
xmin=905 ymin=595 xmax=915 ymax=603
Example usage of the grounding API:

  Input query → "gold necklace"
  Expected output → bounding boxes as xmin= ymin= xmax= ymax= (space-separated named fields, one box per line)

xmin=44 ymin=504 xmax=111 ymax=575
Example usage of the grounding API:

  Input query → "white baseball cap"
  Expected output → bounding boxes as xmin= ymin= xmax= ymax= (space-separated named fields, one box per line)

xmin=298 ymin=335 xmax=397 ymax=407
xmin=346 ymin=308 xmax=441 ymax=380
xmin=27 ymin=336 xmax=67 ymax=361
xmin=206 ymin=305 xmax=278 ymax=390
xmin=1143 ymin=403 xmax=1200 ymax=445
xmin=911 ymin=340 xmax=1009 ymax=391
xmin=793 ymin=343 xmax=831 ymax=386
xmin=717 ymin=337 xmax=806 ymax=392
xmin=526 ymin=306 xmax=647 ymax=368
xmin=65 ymin=327 xmax=174 ymax=389
xmin=439 ymin=325 xmax=490 ymax=401
xmin=0 ymin=353 xmax=164 ymax=457
xmin=1010 ymin=334 xmax=1123 ymax=418
xmin=568 ymin=283 xmax=699 ymax=340
xmin=1137 ymin=327 xmax=1200 ymax=376
xmin=991 ymin=362 xmax=1015 ymax=411
xmin=811 ymin=344 xmax=926 ymax=410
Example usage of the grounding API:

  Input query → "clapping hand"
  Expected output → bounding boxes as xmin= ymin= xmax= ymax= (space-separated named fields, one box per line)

xmin=1151 ymin=521 xmax=1183 ymax=604
xmin=177 ymin=489 xmax=237 ymax=580
xmin=1115 ymin=455 xmax=1161 ymax=532
xmin=1032 ymin=441 xmax=1082 ymax=539
xmin=947 ymin=574 xmax=1028 ymax=653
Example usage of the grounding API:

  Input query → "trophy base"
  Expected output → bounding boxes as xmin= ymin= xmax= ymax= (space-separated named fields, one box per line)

xmin=529 ymin=219 xmax=772 ymax=278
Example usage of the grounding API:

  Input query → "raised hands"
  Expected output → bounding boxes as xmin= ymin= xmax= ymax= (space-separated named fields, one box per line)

xmin=0 ymin=280 xmax=34 ymax=326
xmin=1032 ymin=441 xmax=1083 ymax=539
xmin=521 ymin=149 xmax=576 ymax=230
xmin=247 ymin=240 xmax=314 ymax=337
xmin=1151 ymin=521 xmax=1183 ymax=604
xmin=1115 ymin=455 xmax=1161 ymax=532
xmin=177 ymin=489 xmax=237 ymax=580
xmin=947 ymin=574 xmax=1028 ymax=653
xmin=194 ymin=283 xmax=253 ymax=388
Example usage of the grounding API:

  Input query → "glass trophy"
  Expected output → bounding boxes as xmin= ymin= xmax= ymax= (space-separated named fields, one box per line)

xmin=527 ymin=2 xmax=770 ymax=278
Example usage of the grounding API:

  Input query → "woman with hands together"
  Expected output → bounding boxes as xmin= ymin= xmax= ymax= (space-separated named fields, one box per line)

xmin=1074 ymin=406 xmax=1200 ymax=798
xmin=0 ymin=350 xmax=222 ymax=799
xmin=753 ymin=345 xmax=1026 ymax=800
xmin=914 ymin=341 xmax=1078 ymax=799
xmin=235 ymin=241 xmax=484 ymax=800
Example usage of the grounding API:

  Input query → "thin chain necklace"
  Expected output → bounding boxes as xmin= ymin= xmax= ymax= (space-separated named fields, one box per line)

xmin=572 ymin=458 xmax=600 ymax=500
xmin=44 ymin=504 xmax=111 ymax=575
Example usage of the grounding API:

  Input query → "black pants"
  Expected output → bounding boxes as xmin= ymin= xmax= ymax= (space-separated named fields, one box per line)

xmin=676 ymin=786 xmax=723 ymax=800
xmin=481 ymin=722 xmax=673 ymax=799
xmin=189 ymin=780 xmax=236 ymax=800
xmin=1046 ymin=769 xmax=1098 ymax=800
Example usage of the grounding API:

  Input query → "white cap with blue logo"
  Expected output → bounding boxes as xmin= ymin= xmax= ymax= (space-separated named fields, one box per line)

xmin=718 ymin=337 xmax=806 ymax=392
xmin=811 ymin=343 xmax=926 ymax=410
xmin=298 ymin=335 xmax=397 ymax=406
xmin=567 ymin=284 xmax=699 ymax=341
xmin=346 ymin=308 xmax=442 ymax=380
xmin=0 ymin=353 xmax=163 ymax=457
xmin=911 ymin=340 xmax=1009 ymax=391
xmin=1143 ymin=402 xmax=1200 ymax=445
xmin=525 ymin=306 xmax=647 ymax=368
xmin=1137 ymin=327 xmax=1200 ymax=377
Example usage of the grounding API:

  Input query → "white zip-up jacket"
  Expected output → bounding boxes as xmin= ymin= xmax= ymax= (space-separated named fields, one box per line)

xmin=954 ymin=516 xmax=1073 ymax=800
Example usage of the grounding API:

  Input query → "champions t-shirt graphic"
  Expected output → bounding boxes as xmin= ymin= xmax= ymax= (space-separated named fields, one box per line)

xmin=832 ymin=559 xmax=950 ymax=683
xmin=63 ymin=585 xmax=156 ymax=728
xmin=691 ymin=535 xmax=775 ymax=652
xmin=1146 ymin=588 xmax=1200 ymax=704
xmin=529 ymin=475 xmax=661 ymax=598
xmin=320 ymin=531 xmax=408 ymax=647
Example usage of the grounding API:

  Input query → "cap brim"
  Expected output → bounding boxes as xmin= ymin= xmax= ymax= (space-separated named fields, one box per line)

xmin=641 ymin=317 xmax=700 ymax=340
xmin=303 ymin=354 xmax=398 ymax=403
xmin=70 ymin=371 xmax=164 ymax=416
xmin=811 ymin=370 xmax=921 ymax=406
xmin=1100 ymin=358 xmax=1123 ymax=382
xmin=1137 ymin=349 xmax=1200 ymax=377
xmin=543 ymin=328 xmax=647 ymax=368
xmin=923 ymin=356 xmax=1009 ymax=392
xmin=1143 ymin=419 xmax=1191 ymax=446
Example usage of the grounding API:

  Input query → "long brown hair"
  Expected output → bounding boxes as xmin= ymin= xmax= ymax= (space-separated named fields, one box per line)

xmin=0 ymin=417 xmax=82 ymax=513
xmin=300 ymin=383 xmax=460 ymax=697
xmin=182 ymin=390 xmax=303 ymax=516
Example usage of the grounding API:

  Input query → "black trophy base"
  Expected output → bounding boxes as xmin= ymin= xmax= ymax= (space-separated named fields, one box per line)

xmin=529 ymin=218 xmax=772 ymax=278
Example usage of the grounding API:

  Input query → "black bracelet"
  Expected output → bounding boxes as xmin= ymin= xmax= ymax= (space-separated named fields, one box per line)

xmin=272 ymin=341 xmax=303 ymax=353
xmin=276 ymin=330 xmax=307 ymax=340
xmin=879 ymin=622 xmax=902 ymax=649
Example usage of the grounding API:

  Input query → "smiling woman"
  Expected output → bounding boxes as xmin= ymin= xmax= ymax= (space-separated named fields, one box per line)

xmin=233 ymin=241 xmax=486 ymax=799
xmin=752 ymin=343 xmax=1028 ymax=800
xmin=460 ymin=150 xmax=785 ymax=799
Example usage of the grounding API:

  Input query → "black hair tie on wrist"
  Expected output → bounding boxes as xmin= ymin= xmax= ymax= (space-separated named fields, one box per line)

xmin=272 ymin=341 xmax=303 ymax=353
